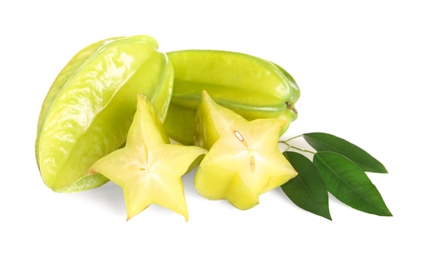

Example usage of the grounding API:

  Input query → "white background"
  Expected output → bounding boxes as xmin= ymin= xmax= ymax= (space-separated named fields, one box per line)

xmin=1 ymin=0 xmax=421 ymax=259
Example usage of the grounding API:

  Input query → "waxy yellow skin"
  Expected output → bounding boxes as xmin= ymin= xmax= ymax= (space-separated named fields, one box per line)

xmin=89 ymin=95 xmax=206 ymax=221
xmin=36 ymin=35 xmax=174 ymax=192
xmin=164 ymin=50 xmax=300 ymax=145
xmin=194 ymin=91 xmax=297 ymax=210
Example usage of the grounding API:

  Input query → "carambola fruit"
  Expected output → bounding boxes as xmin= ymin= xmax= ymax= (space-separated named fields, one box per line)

xmin=35 ymin=35 xmax=174 ymax=192
xmin=194 ymin=91 xmax=298 ymax=210
xmin=89 ymin=95 xmax=207 ymax=220
xmin=163 ymin=50 xmax=300 ymax=145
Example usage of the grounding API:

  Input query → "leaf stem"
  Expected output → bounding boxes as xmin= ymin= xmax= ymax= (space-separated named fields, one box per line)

xmin=279 ymin=135 xmax=315 ymax=154
xmin=282 ymin=134 xmax=304 ymax=143
xmin=280 ymin=140 xmax=316 ymax=154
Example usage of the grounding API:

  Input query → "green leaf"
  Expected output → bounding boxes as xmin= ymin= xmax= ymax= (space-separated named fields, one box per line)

xmin=303 ymin=132 xmax=387 ymax=173
xmin=282 ymin=151 xmax=332 ymax=220
xmin=313 ymin=151 xmax=392 ymax=216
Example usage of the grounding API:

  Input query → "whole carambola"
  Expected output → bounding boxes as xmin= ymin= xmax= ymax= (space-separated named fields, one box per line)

xmin=35 ymin=35 xmax=174 ymax=192
xmin=163 ymin=50 xmax=300 ymax=145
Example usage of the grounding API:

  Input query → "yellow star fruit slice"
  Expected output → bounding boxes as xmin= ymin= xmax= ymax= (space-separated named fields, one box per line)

xmin=89 ymin=95 xmax=207 ymax=221
xmin=194 ymin=91 xmax=297 ymax=210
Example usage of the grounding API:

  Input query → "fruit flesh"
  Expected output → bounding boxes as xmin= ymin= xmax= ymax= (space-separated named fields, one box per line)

xmin=36 ymin=35 xmax=174 ymax=192
xmin=194 ymin=91 xmax=298 ymax=209
xmin=164 ymin=50 xmax=300 ymax=145
xmin=89 ymin=95 xmax=207 ymax=221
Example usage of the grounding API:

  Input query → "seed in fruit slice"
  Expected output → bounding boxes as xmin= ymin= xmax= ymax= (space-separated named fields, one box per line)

xmin=194 ymin=91 xmax=297 ymax=210
xmin=89 ymin=95 xmax=207 ymax=221
xmin=35 ymin=35 xmax=174 ymax=192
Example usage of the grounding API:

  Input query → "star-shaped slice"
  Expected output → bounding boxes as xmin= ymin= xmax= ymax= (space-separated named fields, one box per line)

xmin=89 ymin=95 xmax=207 ymax=221
xmin=194 ymin=91 xmax=297 ymax=210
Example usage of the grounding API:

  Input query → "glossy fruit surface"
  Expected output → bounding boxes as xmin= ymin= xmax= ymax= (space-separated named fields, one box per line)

xmin=36 ymin=35 xmax=174 ymax=192
xmin=194 ymin=91 xmax=298 ymax=209
xmin=164 ymin=50 xmax=300 ymax=144
xmin=89 ymin=95 xmax=207 ymax=220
